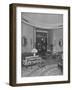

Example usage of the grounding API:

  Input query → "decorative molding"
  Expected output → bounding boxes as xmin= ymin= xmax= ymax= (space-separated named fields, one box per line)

xmin=22 ymin=18 xmax=63 ymax=30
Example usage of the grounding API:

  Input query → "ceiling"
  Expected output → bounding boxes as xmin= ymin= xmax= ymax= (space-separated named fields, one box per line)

xmin=21 ymin=12 xmax=63 ymax=29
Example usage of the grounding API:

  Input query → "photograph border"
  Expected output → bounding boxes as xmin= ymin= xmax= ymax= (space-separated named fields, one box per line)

xmin=9 ymin=3 xmax=70 ymax=86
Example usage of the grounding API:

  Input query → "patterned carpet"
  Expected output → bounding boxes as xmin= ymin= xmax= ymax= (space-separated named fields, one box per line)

xmin=21 ymin=57 xmax=63 ymax=77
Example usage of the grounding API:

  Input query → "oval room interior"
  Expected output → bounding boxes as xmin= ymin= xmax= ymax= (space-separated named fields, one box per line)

xmin=21 ymin=12 xmax=63 ymax=77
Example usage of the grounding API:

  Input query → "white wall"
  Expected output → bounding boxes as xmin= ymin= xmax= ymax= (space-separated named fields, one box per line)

xmin=21 ymin=22 xmax=33 ymax=53
xmin=53 ymin=28 xmax=63 ymax=52
xmin=0 ymin=0 xmax=72 ymax=90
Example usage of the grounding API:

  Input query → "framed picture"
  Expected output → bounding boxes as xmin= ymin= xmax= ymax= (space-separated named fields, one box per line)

xmin=9 ymin=3 xmax=70 ymax=86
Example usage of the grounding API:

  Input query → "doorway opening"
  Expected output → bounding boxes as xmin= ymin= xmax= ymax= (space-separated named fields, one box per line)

xmin=36 ymin=30 xmax=48 ymax=56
